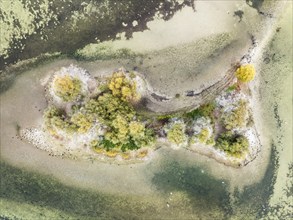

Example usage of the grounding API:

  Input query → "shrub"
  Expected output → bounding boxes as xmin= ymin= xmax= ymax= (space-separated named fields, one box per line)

xmin=216 ymin=132 xmax=249 ymax=157
xmin=99 ymin=139 xmax=116 ymax=151
xmin=222 ymin=100 xmax=248 ymax=130
xmin=206 ymin=138 xmax=215 ymax=146
xmin=157 ymin=113 xmax=178 ymax=121
xmin=53 ymin=75 xmax=82 ymax=102
xmin=226 ymin=84 xmax=237 ymax=92
xmin=167 ymin=123 xmax=187 ymax=145
xmin=108 ymin=71 xmax=139 ymax=102
xmin=235 ymin=64 xmax=255 ymax=83
xmin=197 ymin=128 xmax=210 ymax=144
xmin=137 ymin=150 xmax=148 ymax=158
xmin=185 ymin=102 xmax=215 ymax=120
xmin=43 ymin=106 xmax=77 ymax=135
xmin=105 ymin=149 xmax=119 ymax=158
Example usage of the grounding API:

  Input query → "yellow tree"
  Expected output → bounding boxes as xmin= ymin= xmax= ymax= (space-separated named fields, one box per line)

xmin=108 ymin=71 xmax=139 ymax=102
xmin=167 ymin=123 xmax=187 ymax=145
xmin=53 ymin=75 xmax=82 ymax=101
xmin=235 ymin=64 xmax=256 ymax=83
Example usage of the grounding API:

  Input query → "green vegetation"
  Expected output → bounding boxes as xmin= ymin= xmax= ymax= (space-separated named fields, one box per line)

xmin=197 ymin=128 xmax=210 ymax=144
xmin=206 ymin=138 xmax=216 ymax=146
xmin=191 ymin=127 xmax=215 ymax=146
xmin=226 ymin=84 xmax=237 ymax=92
xmin=53 ymin=75 xmax=82 ymax=102
xmin=44 ymin=107 xmax=67 ymax=135
xmin=216 ymin=132 xmax=249 ymax=158
xmin=222 ymin=100 xmax=248 ymax=130
xmin=185 ymin=102 xmax=215 ymax=120
xmin=70 ymin=112 xmax=93 ymax=133
xmin=235 ymin=64 xmax=256 ymax=83
xmin=157 ymin=113 xmax=179 ymax=121
xmin=45 ymin=80 xmax=153 ymax=152
xmin=102 ymin=113 xmax=154 ymax=151
xmin=44 ymin=107 xmax=94 ymax=135
xmin=84 ymin=93 xmax=154 ymax=151
xmin=43 ymin=67 xmax=254 ymax=159
xmin=84 ymin=93 xmax=135 ymax=123
xmin=167 ymin=123 xmax=187 ymax=145
xmin=74 ymin=43 xmax=137 ymax=61
xmin=108 ymin=71 xmax=139 ymax=102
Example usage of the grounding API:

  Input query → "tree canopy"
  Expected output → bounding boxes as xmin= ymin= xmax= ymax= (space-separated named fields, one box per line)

xmin=235 ymin=64 xmax=256 ymax=83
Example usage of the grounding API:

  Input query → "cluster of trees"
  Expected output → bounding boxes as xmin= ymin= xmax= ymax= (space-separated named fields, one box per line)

xmin=44 ymin=107 xmax=75 ymax=135
xmin=53 ymin=75 xmax=82 ymax=102
xmin=44 ymin=106 xmax=94 ymax=136
xmin=215 ymin=131 xmax=249 ymax=158
xmin=45 ymin=70 xmax=154 ymax=152
xmin=44 ymin=68 xmax=253 ymax=158
xmin=85 ymin=93 xmax=154 ymax=151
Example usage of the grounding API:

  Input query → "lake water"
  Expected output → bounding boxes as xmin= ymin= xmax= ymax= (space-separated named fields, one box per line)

xmin=0 ymin=1 xmax=292 ymax=219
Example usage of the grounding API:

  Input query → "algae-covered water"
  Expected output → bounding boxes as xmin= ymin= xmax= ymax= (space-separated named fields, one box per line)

xmin=1 ymin=0 xmax=292 ymax=219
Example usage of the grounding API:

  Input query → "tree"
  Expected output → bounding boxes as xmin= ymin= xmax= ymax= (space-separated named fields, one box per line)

xmin=222 ymin=100 xmax=248 ymax=130
xmin=216 ymin=132 xmax=249 ymax=157
xmin=108 ymin=71 xmax=139 ymax=102
xmin=70 ymin=112 xmax=93 ymax=133
xmin=167 ymin=123 xmax=187 ymax=145
xmin=235 ymin=64 xmax=255 ymax=83
xmin=53 ymin=75 xmax=82 ymax=102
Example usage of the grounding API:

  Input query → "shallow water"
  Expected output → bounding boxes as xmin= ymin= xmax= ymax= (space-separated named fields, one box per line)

xmin=1 ymin=0 xmax=292 ymax=219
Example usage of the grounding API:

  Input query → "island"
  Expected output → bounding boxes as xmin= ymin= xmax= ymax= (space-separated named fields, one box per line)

xmin=21 ymin=62 xmax=260 ymax=167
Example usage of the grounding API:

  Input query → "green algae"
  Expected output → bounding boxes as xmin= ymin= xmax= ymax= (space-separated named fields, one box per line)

xmin=0 ymin=161 xmax=161 ymax=219
xmin=0 ymin=0 xmax=195 ymax=69
xmin=0 ymin=147 xmax=282 ymax=219
xmin=73 ymin=42 xmax=138 ymax=61
xmin=0 ymin=198 xmax=76 ymax=220
xmin=0 ymin=0 xmax=58 ymax=58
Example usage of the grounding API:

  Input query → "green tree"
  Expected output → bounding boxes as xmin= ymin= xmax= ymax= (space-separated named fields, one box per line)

xmin=167 ymin=123 xmax=187 ymax=145
xmin=222 ymin=100 xmax=248 ymax=130
xmin=216 ymin=132 xmax=249 ymax=157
